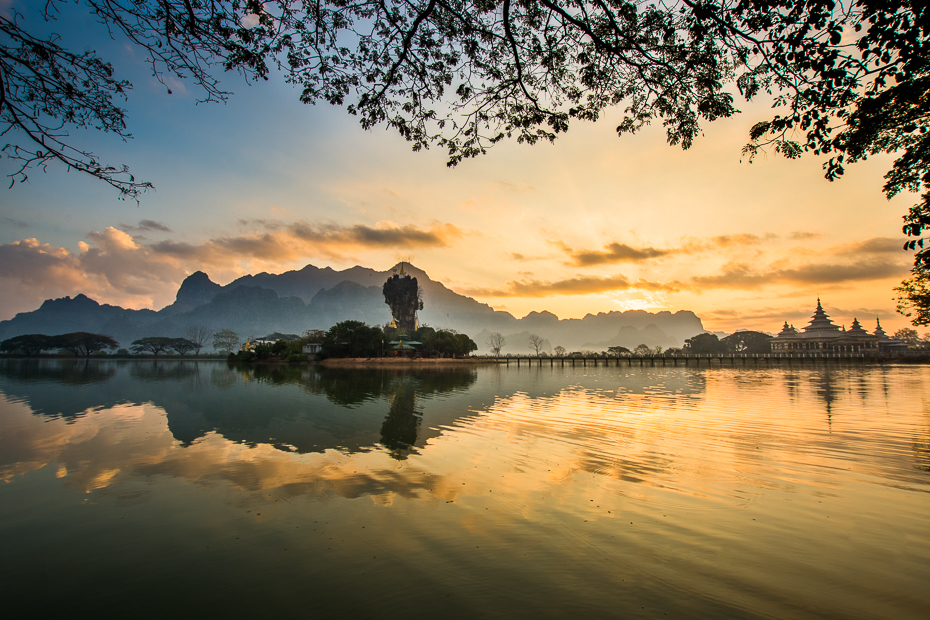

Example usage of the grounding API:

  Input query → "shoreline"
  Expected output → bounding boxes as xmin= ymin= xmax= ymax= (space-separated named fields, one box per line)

xmin=319 ymin=357 xmax=498 ymax=367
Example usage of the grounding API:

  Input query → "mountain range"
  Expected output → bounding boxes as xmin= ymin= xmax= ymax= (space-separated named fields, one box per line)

xmin=0 ymin=263 xmax=706 ymax=353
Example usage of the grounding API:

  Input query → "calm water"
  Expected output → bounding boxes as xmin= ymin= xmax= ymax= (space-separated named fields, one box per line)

xmin=0 ymin=359 xmax=927 ymax=618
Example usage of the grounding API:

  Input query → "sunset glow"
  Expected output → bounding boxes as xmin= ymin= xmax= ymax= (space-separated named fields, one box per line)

xmin=0 ymin=2 xmax=918 ymax=334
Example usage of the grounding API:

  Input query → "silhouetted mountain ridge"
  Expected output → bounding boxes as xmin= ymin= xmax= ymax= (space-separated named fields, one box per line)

xmin=0 ymin=262 xmax=706 ymax=351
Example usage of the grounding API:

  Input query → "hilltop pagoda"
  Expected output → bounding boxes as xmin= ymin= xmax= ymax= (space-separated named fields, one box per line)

xmin=382 ymin=263 xmax=423 ymax=332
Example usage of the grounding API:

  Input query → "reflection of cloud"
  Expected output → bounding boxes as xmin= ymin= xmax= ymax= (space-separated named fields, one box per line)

xmin=0 ymin=398 xmax=458 ymax=502
xmin=692 ymin=259 xmax=908 ymax=290
xmin=461 ymin=274 xmax=683 ymax=297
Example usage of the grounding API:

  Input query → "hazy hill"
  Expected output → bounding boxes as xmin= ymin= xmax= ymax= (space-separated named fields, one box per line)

xmin=0 ymin=262 xmax=706 ymax=351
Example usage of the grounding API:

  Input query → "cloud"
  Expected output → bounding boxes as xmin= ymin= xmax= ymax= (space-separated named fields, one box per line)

xmin=692 ymin=258 xmax=909 ymax=290
xmin=461 ymin=274 xmax=682 ymax=297
xmin=789 ymin=231 xmax=824 ymax=240
xmin=0 ymin=220 xmax=464 ymax=320
xmin=561 ymin=232 xmax=780 ymax=267
xmin=119 ymin=219 xmax=173 ymax=233
xmin=566 ymin=242 xmax=674 ymax=266
xmin=0 ymin=229 xmax=186 ymax=319
xmin=712 ymin=233 xmax=776 ymax=247
xmin=151 ymin=221 xmax=462 ymax=265
xmin=834 ymin=237 xmax=909 ymax=255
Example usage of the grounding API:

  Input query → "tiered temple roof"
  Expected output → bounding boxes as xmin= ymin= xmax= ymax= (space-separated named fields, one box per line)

xmin=801 ymin=298 xmax=842 ymax=337
xmin=846 ymin=318 xmax=871 ymax=338
xmin=772 ymin=299 xmax=881 ymax=353
xmin=874 ymin=318 xmax=888 ymax=338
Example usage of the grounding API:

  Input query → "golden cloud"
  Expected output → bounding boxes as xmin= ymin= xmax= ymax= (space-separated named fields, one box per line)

xmin=0 ymin=220 xmax=463 ymax=320
xmin=461 ymin=274 xmax=683 ymax=297
xmin=691 ymin=258 xmax=909 ymax=290
xmin=833 ymin=237 xmax=910 ymax=255
xmin=566 ymin=242 xmax=673 ymax=266
xmin=151 ymin=221 xmax=462 ymax=265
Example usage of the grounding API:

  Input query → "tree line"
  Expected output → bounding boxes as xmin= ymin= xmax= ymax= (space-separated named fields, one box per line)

xmin=0 ymin=325 xmax=220 ymax=357
xmin=484 ymin=330 xmax=776 ymax=357
xmin=226 ymin=321 xmax=478 ymax=362
xmin=0 ymin=332 xmax=119 ymax=357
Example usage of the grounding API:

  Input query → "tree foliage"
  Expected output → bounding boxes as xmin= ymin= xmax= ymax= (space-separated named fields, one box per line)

xmin=413 ymin=326 xmax=477 ymax=356
xmin=1 ymin=332 xmax=118 ymax=356
xmin=893 ymin=327 xmax=919 ymax=344
xmin=59 ymin=332 xmax=119 ymax=356
xmin=0 ymin=334 xmax=58 ymax=356
xmin=213 ymin=328 xmax=240 ymax=354
xmin=1 ymin=0 xmax=278 ymax=198
xmin=322 ymin=320 xmax=384 ymax=358
xmin=720 ymin=330 xmax=772 ymax=353
xmin=169 ymin=337 xmax=197 ymax=355
xmin=683 ymin=333 xmax=726 ymax=354
xmin=130 ymin=336 xmax=174 ymax=356
xmin=6 ymin=1 xmax=925 ymax=205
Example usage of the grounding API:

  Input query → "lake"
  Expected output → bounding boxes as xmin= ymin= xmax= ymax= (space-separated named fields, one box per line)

xmin=0 ymin=359 xmax=927 ymax=618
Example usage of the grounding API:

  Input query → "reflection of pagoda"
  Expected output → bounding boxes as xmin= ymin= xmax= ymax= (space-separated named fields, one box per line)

xmin=380 ymin=376 xmax=422 ymax=460
xmin=772 ymin=299 xmax=882 ymax=353
xmin=382 ymin=263 xmax=422 ymax=332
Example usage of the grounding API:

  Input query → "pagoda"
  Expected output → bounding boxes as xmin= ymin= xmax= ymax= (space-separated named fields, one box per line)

xmin=772 ymin=299 xmax=879 ymax=354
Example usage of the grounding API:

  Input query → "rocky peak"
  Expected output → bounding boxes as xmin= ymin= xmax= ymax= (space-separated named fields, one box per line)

xmin=164 ymin=271 xmax=222 ymax=313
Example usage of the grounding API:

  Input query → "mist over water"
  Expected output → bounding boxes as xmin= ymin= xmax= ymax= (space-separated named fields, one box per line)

xmin=0 ymin=360 xmax=928 ymax=618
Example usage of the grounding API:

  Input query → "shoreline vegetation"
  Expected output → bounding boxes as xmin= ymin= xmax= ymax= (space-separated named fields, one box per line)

xmin=320 ymin=357 xmax=496 ymax=367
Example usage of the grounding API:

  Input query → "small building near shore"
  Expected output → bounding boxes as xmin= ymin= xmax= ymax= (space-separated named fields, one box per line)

xmin=771 ymin=300 xmax=890 ymax=354
xmin=388 ymin=334 xmax=422 ymax=356
xmin=301 ymin=343 xmax=323 ymax=355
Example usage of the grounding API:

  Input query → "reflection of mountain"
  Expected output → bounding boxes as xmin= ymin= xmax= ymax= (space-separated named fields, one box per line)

xmin=0 ymin=263 xmax=705 ymax=351
xmin=0 ymin=360 xmax=480 ymax=456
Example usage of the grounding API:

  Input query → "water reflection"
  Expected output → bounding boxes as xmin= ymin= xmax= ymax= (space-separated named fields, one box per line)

xmin=0 ymin=360 xmax=479 ymax=456
xmin=2 ymin=361 xmax=929 ymax=488
xmin=2 ymin=360 xmax=930 ymax=619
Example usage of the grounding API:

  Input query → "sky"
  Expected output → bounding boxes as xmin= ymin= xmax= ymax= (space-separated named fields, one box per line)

xmin=0 ymin=1 xmax=919 ymax=334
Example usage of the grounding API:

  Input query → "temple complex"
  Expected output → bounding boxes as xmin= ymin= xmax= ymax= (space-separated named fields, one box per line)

xmin=771 ymin=299 xmax=903 ymax=354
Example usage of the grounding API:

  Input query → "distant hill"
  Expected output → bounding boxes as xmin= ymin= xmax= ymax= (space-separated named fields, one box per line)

xmin=0 ymin=262 xmax=706 ymax=352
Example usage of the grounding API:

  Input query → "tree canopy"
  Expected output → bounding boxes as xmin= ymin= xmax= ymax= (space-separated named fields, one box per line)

xmin=3 ymin=1 xmax=925 ymax=197
xmin=322 ymin=321 xmax=384 ymax=358
xmin=683 ymin=333 xmax=727 ymax=354
xmin=213 ymin=329 xmax=240 ymax=354
xmin=0 ymin=334 xmax=59 ymax=356
xmin=414 ymin=326 xmax=477 ymax=356
xmin=130 ymin=336 xmax=174 ymax=356
xmin=59 ymin=332 xmax=120 ymax=356
xmin=720 ymin=330 xmax=772 ymax=353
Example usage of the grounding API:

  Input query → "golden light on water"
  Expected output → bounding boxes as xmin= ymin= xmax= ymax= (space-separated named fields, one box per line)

xmin=1 ymin=361 xmax=928 ymax=617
